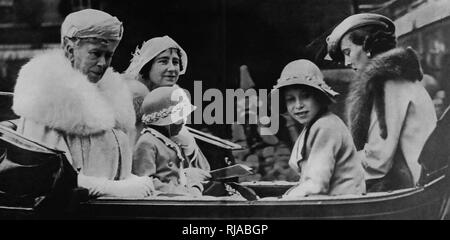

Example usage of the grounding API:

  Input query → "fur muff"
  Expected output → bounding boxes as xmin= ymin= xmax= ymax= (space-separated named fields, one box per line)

xmin=13 ymin=49 xmax=135 ymax=136
xmin=347 ymin=47 xmax=423 ymax=150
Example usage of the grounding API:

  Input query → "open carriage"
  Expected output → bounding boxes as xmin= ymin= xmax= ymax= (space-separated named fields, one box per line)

xmin=1 ymin=92 xmax=450 ymax=220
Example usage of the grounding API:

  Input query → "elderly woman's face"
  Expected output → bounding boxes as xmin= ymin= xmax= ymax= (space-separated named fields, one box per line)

xmin=71 ymin=39 xmax=120 ymax=83
xmin=340 ymin=33 xmax=369 ymax=72
xmin=148 ymin=49 xmax=181 ymax=89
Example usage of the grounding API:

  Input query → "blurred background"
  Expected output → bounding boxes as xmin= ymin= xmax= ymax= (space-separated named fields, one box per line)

xmin=1 ymin=0 xmax=449 ymax=180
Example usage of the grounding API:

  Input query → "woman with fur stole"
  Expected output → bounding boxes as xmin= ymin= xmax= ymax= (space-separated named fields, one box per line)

xmin=12 ymin=9 xmax=155 ymax=198
xmin=327 ymin=13 xmax=437 ymax=192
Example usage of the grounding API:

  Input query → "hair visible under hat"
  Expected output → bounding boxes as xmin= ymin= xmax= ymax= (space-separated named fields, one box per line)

xmin=326 ymin=13 xmax=395 ymax=62
xmin=125 ymin=36 xmax=188 ymax=78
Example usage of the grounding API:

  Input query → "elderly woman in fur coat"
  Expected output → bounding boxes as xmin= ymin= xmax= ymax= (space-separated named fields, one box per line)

xmin=12 ymin=9 xmax=155 ymax=198
xmin=327 ymin=13 xmax=437 ymax=192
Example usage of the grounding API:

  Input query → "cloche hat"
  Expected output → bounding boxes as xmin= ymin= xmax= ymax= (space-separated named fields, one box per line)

xmin=272 ymin=59 xmax=339 ymax=103
xmin=141 ymin=86 xmax=196 ymax=126
xmin=125 ymin=36 xmax=188 ymax=78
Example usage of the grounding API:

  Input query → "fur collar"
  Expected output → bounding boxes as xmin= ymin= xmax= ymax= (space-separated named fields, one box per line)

xmin=13 ymin=49 xmax=135 ymax=136
xmin=346 ymin=47 xmax=423 ymax=150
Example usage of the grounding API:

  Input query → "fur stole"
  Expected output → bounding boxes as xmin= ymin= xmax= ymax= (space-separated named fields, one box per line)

xmin=13 ymin=49 xmax=136 ymax=136
xmin=347 ymin=47 xmax=423 ymax=150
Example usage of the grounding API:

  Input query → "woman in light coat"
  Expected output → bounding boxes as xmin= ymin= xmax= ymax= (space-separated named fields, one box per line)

xmin=327 ymin=13 xmax=437 ymax=192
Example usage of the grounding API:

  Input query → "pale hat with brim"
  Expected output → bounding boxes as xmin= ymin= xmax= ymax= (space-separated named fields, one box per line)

xmin=271 ymin=59 xmax=339 ymax=103
xmin=326 ymin=13 xmax=395 ymax=62
xmin=61 ymin=9 xmax=123 ymax=43
xmin=125 ymin=35 xmax=188 ymax=77
xmin=141 ymin=86 xmax=196 ymax=126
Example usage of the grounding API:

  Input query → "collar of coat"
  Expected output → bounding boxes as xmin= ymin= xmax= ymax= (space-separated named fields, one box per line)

xmin=13 ymin=49 xmax=135 ymax=136
xmin=142 ymin=127 xmax=188 ymax=164
xmin=346 ymin=47 xmax=423 ymax=150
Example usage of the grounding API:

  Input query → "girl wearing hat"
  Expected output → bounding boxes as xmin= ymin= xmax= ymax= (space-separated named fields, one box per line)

xmin=132 ymin=86 xmax=211 ymax=196
xmin=327 ymin=13 xmax=437 ymax=192
xmin=125 ymin=36 xmax=210 ymax=172
xmin=274 ymin=60 xmax=365 ymax=198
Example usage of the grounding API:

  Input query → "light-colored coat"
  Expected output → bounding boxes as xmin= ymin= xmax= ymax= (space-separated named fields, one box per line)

xmin=12 ymin=49 xmax=136 ymax=180
xmin=347 ymin=48 xmax=437 ymax=183
xmin=132 ymin=127 xmax=202 ymax=195
xmin=125 ymin=78 xmax=210 ymax=171
xmin=289 ymin=112 xmax=366 ymax=196
xmin=360 ymin=80 xmax=436 ymax=183
xmin=133 ymin=128 xmax=190 ymax=183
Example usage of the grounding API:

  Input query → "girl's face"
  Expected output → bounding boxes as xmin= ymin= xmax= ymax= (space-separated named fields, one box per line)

xmin=284 ymin=87 xmax=322 ymax=126
xmin=148 ymin=48 xmax=181 ymax=90
xmin=340 ymin=33 xmax=370 ymax=72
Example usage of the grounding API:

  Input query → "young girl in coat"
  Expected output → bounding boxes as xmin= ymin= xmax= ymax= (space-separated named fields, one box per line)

xmin=273 ymin=60 xmax=366 ymax=198
xmin=132 ymin=86 xmax=210 ymax=196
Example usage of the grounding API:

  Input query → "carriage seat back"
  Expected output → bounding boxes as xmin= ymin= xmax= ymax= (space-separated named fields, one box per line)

xmin=417 ymin=106 xmax=450 ymax=185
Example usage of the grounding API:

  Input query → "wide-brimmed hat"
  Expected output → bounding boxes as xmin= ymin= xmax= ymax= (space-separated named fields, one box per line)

xmin=141 ymin=86 xmax=196 ymax=126
xmin=326 ymin=13 xmax=395 ymax=62
xmin=271 ymin=59 xmax=339 ymax=103
xmin=125 ymin=36 xmax=188 ymax=78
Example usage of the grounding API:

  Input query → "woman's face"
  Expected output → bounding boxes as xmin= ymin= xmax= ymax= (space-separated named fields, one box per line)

xmin=70 ymin=39 xmax=119 ymax=83
xmin=340 ymin=33 xmax=370 ymax=72
xmin=284 ymin=87 xmax=321 ymax=126
xmin=148 ymin=48 xmax=181 ymax=89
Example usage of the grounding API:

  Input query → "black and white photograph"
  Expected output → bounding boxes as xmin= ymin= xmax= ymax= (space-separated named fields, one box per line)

xmin=1 ymin=0 xmax=450 ymax=226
